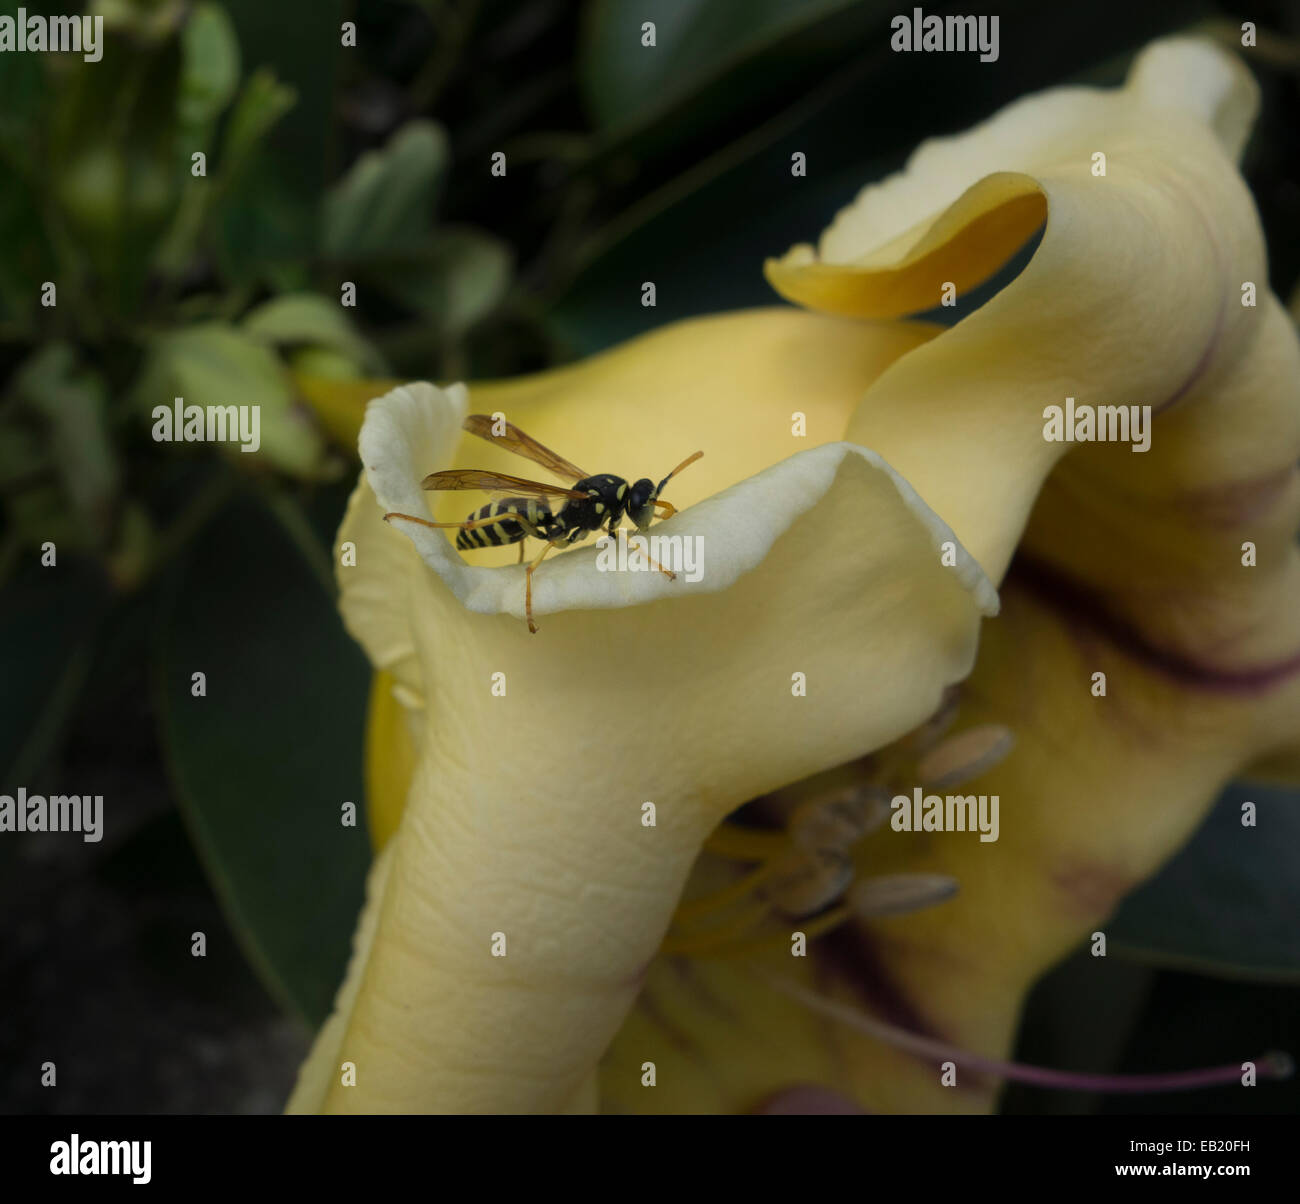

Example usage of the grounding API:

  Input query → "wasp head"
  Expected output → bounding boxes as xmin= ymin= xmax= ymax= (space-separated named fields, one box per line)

xmin=626 ymin=478 xmax=658 ymax=530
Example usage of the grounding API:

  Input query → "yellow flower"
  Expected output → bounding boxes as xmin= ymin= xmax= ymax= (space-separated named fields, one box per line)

xmin=289 ymin=37 xmax=1300 ymax=1113
xmin=288 ymin=314 xmax=996 ymax=1114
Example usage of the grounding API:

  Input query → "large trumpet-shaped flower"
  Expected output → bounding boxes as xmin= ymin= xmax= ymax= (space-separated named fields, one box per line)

xmin=288 ymin=37 xmax=1300 ymax=1113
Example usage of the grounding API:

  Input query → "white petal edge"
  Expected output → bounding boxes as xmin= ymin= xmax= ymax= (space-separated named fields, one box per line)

xmin=813 ymin=35 xmax=1257 ymax=266
xmin=1128 ymin=36 xmax=1258 ymax=163
xmin=358 ymin=381 xmax=999 ymax=622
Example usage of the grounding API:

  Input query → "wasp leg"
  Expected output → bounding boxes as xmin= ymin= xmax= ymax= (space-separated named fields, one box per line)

xmin=608 ymin=520 xmax=675 ymax=580
xmin=517 ymin=539 xmax=526 ymax=565
xmin=634 ymin=544 xmax=676 ymax=581
xmin=605 ymin=522 xmax=676 ymax=585
xmin=524 ymin=539 xmax=562 ymax=634
xmin=384 ymin=511 xmax=513 ymax=531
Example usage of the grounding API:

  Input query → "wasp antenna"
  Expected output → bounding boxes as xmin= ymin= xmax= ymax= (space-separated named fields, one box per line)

xmin=653 ymin=451 xmax=704 ymax=501
xmin=665 ymin=450 xmax=703 ymax=481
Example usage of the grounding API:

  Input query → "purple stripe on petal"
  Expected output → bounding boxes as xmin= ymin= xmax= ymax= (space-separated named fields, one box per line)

xmin=1013 ymin=553 xmax=1300 ymax=696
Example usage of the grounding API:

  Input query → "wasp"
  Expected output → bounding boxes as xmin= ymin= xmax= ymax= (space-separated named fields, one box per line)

xmin=382 ymin=414 xmax=702 ymax=633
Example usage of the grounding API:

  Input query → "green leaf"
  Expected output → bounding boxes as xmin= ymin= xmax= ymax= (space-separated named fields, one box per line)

xmin=149 ymin=4 xmax=241 ymax=277
xmin=549 ymin=155 xmax=870 ymax=356
xmin=205 ymin=67 xmax=308 ymax=287
xmin=179 ymin=2 xmax=241 ymax=130
xmin=0 ymin=558 xmax=109 ymax=789
xmin=0 ymin=2 xmax=45 ymax=165
xmin=372 ymin=228 xmax=512 ymax=338
xmin=213 ymin=167 xmax=314 ymax=289
xmin=219 ymin=67 xmax=298 ymax=180
xmin=556 ymin=0 xmax=1215 ymax=356
xmin=242 ymin=292 xmax=385 ymax=373
xmin=138 ymin=323 xmax=336 ymax=480
xmin=0 ymin=163 xmax=49 ymax=321
xmin=155 ymin=493 xmax=371 ymax=1025
xmin=579 ymin=0 xmax=863 ymax=133
xmin=1108 ymin=785 xmax=1300 ymax=982
xmin=221 ymin=0 xmax=342 ymax=204
xmin=44 ymin=29 xmax=183 ymax=311
xmin=11 ymin=344 xmax=119 ymax=547
xmin=321 ymin=120 xmax=447 ymax=260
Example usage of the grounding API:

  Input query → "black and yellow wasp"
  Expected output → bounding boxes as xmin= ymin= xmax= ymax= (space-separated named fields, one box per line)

xmin=383 ymin=413 xmax=702 ymax=632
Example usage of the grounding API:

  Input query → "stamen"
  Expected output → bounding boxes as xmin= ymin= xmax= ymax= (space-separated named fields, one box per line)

xmin=763 ymin=848 xmax=855 ymax=919
xmin=763 ymin=973 xmax=1295 ymax=1093
xmin=848 ymin=873 xmax=960 ymax=917
xmin=673 ymin=863 xmax=777 ymax=926
xmin=659 ymin=901 xmax=770 ymax=956
xmin=916 ymin=724 xmax=1015 ymax=790
xmin=789 ymin=787 xmax=889 ymax=852
xmin=895 ymin=687 xmax=961 ymax=756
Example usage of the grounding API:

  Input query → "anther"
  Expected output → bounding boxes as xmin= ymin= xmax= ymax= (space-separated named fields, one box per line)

xmin=763 ymin=847 xmax=855 ymax=919
xmin=789 ymin=787 xmax=889 ymax=853
xmin=848 ymin=873 xmax=960 ymax=918
xmin=916 ymin=724 xmax=1015 ymax=790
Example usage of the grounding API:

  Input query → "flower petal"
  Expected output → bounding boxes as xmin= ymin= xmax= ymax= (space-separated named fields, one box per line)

xmin=767 ymin=37 xmax=1270 ymax=601
xmin=765 ymin=38 xmax=1257 ymax=319
xmin=598 ymin=575 xmax=1300 ymax=1114
xmin=297 ymin=307 xmax=938 ymax=471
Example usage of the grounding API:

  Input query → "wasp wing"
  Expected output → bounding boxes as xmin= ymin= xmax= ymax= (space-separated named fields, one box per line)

xmin=421 ymin=468 xmax=589 ymax=501
xmin=462 ymin=414 xmax=590 ymax=483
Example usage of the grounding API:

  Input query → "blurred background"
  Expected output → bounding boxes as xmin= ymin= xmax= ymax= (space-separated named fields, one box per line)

xmin=1 ymin=0 xmax=1298 ymax=1114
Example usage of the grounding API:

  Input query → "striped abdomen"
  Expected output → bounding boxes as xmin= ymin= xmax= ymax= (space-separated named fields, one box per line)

xmin=456 ymin=499 xmax=552 ymax=549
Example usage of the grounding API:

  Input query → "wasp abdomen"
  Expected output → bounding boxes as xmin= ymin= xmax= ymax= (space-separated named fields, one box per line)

xmin=456 ymin=500 xmax=550 ymax=549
